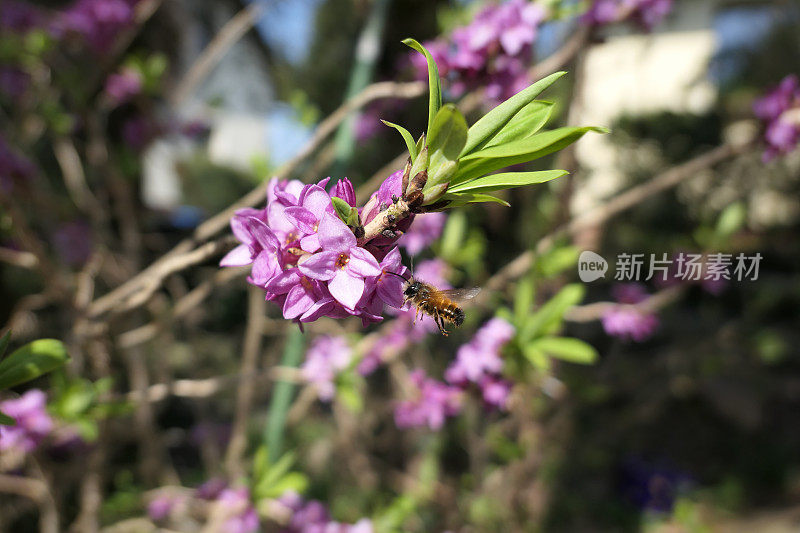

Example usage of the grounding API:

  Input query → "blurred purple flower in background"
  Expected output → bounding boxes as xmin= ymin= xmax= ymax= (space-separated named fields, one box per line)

xmin=302 ymin=335 xmax=352 ymax=401
xmin=617 ymin=456 xmax=693 ymax=513
xmin=601 ymin=283 xmax=659 ymax=342
xmin=394 ymin=369 xmax=463 ymax=430
xmin=57 ymin=0 xmax=139 ymax=54
xmin=0 ymin=66 xmax=31 ymax=101
xmin=147 ymin=492 xmax=185 ymax=522
xmin=445 ymin=317 xmax=515 ymax=410
xmin=104 ymin=67 xmax=142 ymax=106
xmin=411 ymin=0 xmax=547 ymax=104
xmin=583 ymin=0 xmax=673 ymax=29
xmin=754 ymin=75 xmax=800 ymax=162
xmin=52 ymin=220 xmax=93 ymax=266
xmin=398 ymin=212 xmax=446 ymax=256
xmin=216 ymin=487 xmax=259 ymax=533
xmin=0 ymin=390 xmax=54 ymax=454
xmin=0 ymin=1 xmax=45 ymax=34
xmin=358 ymin=259 xmax=448 ymax=375
xmin=278 ymin=491 xmax=374 ymax=533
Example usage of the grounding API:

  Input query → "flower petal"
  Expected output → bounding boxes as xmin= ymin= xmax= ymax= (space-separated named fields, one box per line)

xmin=298 ymin=250 xmax=338 ymax=280
xmin=348 ymin=247 xmax=382 ymax=277
xmin=285 ymin=206 xmax=317 ymax=234
xmin=328 ymin=270 xmax=364 ymax=310
xmin=264 ymin=269 xmax=300 ymax=295
xmin=246 ymin=217 xmax=279 ymax=251
xmin=301 ymin=185 xmax=333 ymax=219
xmin=318 ymin=213 xmax=356 ymax=251
xmin=300 ymin=233 xmax=321 ymax=253
xmin=220 ymin=244 xmax=252 ymax=267
xmin=283 ymin=284 xmax=315 ymax=319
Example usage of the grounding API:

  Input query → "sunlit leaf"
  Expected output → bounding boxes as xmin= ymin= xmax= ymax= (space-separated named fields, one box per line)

xmin=461 ymin=71 xmax=566 ymax=157
xmin=402 ymin=38 xmax=442 ymax=134
xmin=447 ymin=170 xmax=568 ymax=194
xmin=0 ymin=339 xmax=69 ymax=390
xmin=381 ymin=120 xmax=418 ymax=161
xmin=478 ymin=101 xmax=554 ymax=151
xmin=455 ymin=126 xmax=606 ymax=185
xmin=530 ymin=336 xmax=598 ymax=365
xmin=519 ymin=284 xmax=585 ymax=342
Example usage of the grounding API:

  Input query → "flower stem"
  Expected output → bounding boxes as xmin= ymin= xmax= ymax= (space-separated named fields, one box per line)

xmin=264 ymin=326 xmax=305 ymax=464
xmin=357 ymin=199 xmax=412 ymax=246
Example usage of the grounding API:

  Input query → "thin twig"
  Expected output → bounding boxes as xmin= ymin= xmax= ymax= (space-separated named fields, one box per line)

xmin=171 ymin=2 xmax=267 ymax=106
xmin=224 ymin=287 xmax=267 ymax=478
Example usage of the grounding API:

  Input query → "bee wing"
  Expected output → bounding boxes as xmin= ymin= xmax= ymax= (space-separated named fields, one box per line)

xmin=439 ymin=287 xmax=481 ymax=304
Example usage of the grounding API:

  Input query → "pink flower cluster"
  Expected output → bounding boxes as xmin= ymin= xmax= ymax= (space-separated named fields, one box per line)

xmin=57 ymin=0 xmax=141 ymax=54
xmin=754 ymin=75 xmax=800 ymax=162
xmin=445 ymin=317 xmax=515 ymax=410
xmin=411 ymin=0 xmax=547 ymax=104
xmin=601 ymin=283 xmax=659 ymax=342
xmin=583 ymin=0 xmax=673 ymax=30
xmin=0 ymin=389 xmax=54 ymax=454
xmin=302 ymin=335 xmax=352 ymax=401
xmin=221 ymin=175 xmax=411 ymax=326
xmin=394 ymin=369 xmax=464 ymax=431
xmin=393 ymin=317 xmax=516 ymax=430
xmin=277 ymin=491 xmax=373 ymax=533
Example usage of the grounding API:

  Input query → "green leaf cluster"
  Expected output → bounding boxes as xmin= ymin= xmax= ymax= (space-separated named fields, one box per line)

xmin=390 ymin=40 xmax=606 ymax=209
xmin=252 ymin=447 xmax=310 ymax=501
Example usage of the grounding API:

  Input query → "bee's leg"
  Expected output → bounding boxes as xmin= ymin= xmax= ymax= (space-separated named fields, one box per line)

xmin=436 ymin=314 xmax=449 ymax=336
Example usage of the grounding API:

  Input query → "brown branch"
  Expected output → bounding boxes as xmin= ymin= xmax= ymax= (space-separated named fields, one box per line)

xmin=0 ymin=246 xmax=38 ymax=269
xmin=224 ymin=287 xmax=267 ymax=478
xmin=564 ymin=284 xmax=687 ymax=322
xmin=171 ymin=2 xmax=267 ymax=106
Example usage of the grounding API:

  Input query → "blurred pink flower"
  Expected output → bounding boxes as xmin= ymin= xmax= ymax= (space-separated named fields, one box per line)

xmin=0 ymin=390 xmax=54 ymax=454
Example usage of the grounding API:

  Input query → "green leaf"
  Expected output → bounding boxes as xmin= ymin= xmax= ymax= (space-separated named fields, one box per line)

xmin=522 ymin=344 xmax=550 ymax=371
xmin=0 ymin=339 xmax=69 ymax=390
xmin=259 ymin=451 xmax=296 ymax=488
xmin=514 ymin=277 xmax=535 ymax=328
xmin=479 ymin=101 xmax=554 ymax=151
xmin=447 ymin=170 xmax=568 ymax=194
xmin=331 ymin=196 xmax=352 ymax=224
xmin=715 ymin=202 xmax=746 ymax=238
xmin=461 ymin=71 xmax=566 ymax=157
xmin=381 ymin=120 xmax=418 ymax=161
xmin=530 ymin=336 xmax=598 ymax=365
xmin=439 ymin=192 xmax=510 ymax=210
xmin=0 ymin=410 xmax=15 ymax=426
xmin=520 ymin=284 xmax=585 ymax=342
xmin=426 ymin=104 xmax=468 ymax=188
xmin=402 ymin=38 xmax=442 ymax=134
xmin=0 ymin=331 xmax=10 ymax=360
xmin=455 ymin=126 xmax=606 ymax=185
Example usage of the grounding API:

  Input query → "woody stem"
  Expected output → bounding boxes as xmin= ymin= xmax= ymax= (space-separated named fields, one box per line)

xmin=357 ymin=199 xmax=412 ymax=246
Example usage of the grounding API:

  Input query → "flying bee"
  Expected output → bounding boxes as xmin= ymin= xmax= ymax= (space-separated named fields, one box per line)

xmin=386 ymin=272 xmax=480 ymax=336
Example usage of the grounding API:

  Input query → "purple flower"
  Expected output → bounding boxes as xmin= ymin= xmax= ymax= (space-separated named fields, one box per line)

xmin=754 ymin=75 xmax=799 ymax=121
xmin=302 ymin=336 xmax=352 ymax=401
xmin=286 ymin=184 xmax=335 ymax=253
xmin=398 ymin=212 xmax=446 ymax=256
xmin=445 ymin=318 xmax=514 ymax=385
xmin=216 ymin=487 xmax=259 ymax=533
xmin=147 ymin=493 xmax=184 ymax=522
xmin=298 ymin=213 xmax=382 ymax=310
xmin=480 ymin=376 xmax=513 ymax=410
xmin=409 ymin=0 xmax=547 ymax=105
xmin=0 ymin=390 xmax=54 ymax=454
xmin=196 ymin=478 xmax=228 ymax=500
xmin=104 ymin=67 xmax=142 ymax=106
xmin=611 ymin=282 xmax=649 ymax=304
xmin=602 ymin=283 xmax=658 ymax=342
xmin=0 ymin=1 xmax=45 ymax=34
xmin=278 ymin=492 xmax=373 ymax=533
xmin=56 ymin=0 xmax=138 ymax=54
xmin=583 ymin=0 xmax=672 ymax=29
xmin=330 ymin=178 xmax=356 ymax=207
xmin=394 ymin=369 xmax=463 ymax=430
xmin=0 ymin=66 xmax=31 ymax=101
xmin=121 ymin=116 xmax=158 ymax=151
xmin=52 ymin=220 xmax=93 ymax=266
